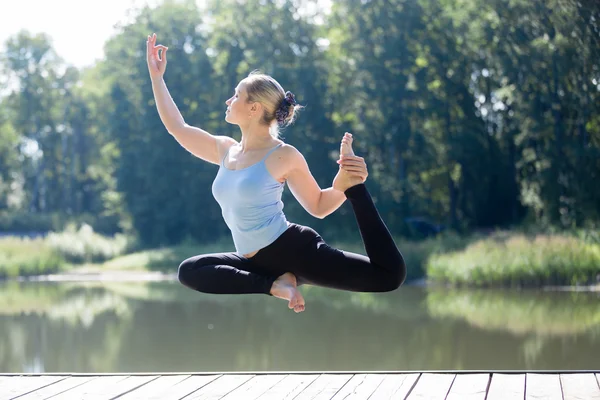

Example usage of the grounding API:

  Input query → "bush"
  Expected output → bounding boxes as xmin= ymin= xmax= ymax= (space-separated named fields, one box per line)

xmin=46 ymin=224 xmax=130 ymax=264
xmin=0 ymin=237 xmax=64 ymax=278
xmin=426 ymin=231 xmax=600 ymax=287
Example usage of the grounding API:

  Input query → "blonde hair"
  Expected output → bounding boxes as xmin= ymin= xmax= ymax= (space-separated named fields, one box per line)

xmin=242 ymin=70 xmax=303 ymax=138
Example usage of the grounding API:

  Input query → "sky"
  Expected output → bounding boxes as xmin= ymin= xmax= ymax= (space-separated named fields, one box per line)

xmin=1 ymin=0 xmax=163 ymax=69
xmin=1 ymin=0 xmax=332 ymax=70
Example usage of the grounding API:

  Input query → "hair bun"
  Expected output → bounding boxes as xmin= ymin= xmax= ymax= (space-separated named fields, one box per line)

xmin=284 ymin=91 xmax=297 ymax=106
xmin=275 ymin=91 xmax=297 ymax=125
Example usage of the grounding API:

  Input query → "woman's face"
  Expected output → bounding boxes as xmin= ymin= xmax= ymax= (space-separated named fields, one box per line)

xmin=225 ymin=82 xmax=250 ymax=124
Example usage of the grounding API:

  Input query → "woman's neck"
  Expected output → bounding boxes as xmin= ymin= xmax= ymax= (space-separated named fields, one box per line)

xmin=238 ymin=126 xmax=278 ymax=152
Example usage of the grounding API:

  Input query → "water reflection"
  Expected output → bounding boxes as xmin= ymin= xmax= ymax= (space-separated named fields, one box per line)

xmin=426 ymin=288 xmax=600 ymax=336
xmin=1 ymin=281 xmax=599 ymax=373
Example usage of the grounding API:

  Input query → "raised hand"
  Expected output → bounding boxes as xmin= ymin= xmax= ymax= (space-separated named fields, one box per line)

xmin=146 ymin=33 xmax=168 ymax=81
xmin=338 ymin=154 xmax=368 ymax=183
xmin=333 ymin=133 xmax=368 ymax=192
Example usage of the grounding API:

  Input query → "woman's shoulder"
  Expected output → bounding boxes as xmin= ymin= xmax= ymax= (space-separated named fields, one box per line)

xmin=275 ymin=143 xmax=310 ymax=173
xmin=277 ymin=142 xmax=299 ymax=154
xmin=276 ymin=142 xmax=303 ymax=161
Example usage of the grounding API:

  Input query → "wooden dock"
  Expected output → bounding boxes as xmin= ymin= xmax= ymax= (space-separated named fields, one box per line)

xmin=1 ymin=371 xmax=599 ymax=399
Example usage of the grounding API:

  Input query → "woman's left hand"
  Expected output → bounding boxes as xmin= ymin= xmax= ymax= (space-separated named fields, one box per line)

xmin=337 ymin=155 xmax=369 ymax=183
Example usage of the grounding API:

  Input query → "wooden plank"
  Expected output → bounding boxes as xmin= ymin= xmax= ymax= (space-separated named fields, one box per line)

xmin=125 ymin=375 xmax=222 ymax=400
xmin=44 ymin=375 xmax=128 ymax=399
xmin=0 ymin=372 xmax=590 ymax=400
xmin=487 ymin=374 xmax=526 ymax=400
xmin=367 ymin=374 xmax=420 ymax=399
xmin=526 ymin=373 xmax=563 ymax=400
xmin=17 ymin=377 xmax=97 ymax=400
xmin=406 ymin=373 xmax=455 ymax=400
xmin=328 ymin=374 xmax=385 ymax=400
xmin=116 ymin=375 xmax=188 ymax=399
xmin=219 ymin=375 xmax=285 ymax=400
xmin=96 ymin=375 xmax=158 ymax=399
xmin=560 ymin=374 xmax=600 ymax=400
xmin=181 ymin=375 xmax=254 ymax=400
xmin=117 ymin=375 xmax=207 ymax=400
xmin=0 ymin=376 xmax=65 ymax=400
xmin=292 ymin=374 xmax=353 ymax=400
xmin=446 ymin=373 xmax=490 ymax=400
xmin=255 ymin=374 xmax=319 ymax=400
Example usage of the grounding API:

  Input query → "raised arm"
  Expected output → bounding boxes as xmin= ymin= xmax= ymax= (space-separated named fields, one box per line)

xmin=147 ymin=33 xmax=235 ymax=165
xmin=285 ymin=146 xmax=346 ymax=219
xmin=285 ymin=138 xmax=369 ymax=219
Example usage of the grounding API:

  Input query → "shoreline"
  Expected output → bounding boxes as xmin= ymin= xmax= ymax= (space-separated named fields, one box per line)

xmin=9 ymin=270 xmax=178 ymax=283
xmin=2 ymin=270 xmax=599 ymax=292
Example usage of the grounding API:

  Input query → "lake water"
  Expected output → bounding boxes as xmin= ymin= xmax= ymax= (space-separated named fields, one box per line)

xmin=1 ymin=280 xmax=599 ymax=373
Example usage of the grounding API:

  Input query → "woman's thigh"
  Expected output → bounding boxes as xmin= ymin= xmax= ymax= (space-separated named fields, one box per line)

xmin=291 ymin=241 xmax=400 ymax=292
xmin=252 ymin=224 xmax=401 ymax=292
xmin=178 ymin=251 xmax=279 ymax=294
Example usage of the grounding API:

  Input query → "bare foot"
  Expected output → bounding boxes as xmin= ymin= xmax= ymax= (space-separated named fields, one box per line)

xmin=333 ymin=133 xmax=363 ymax=192
xmin=340 ymin=132 xmax=355 ymax=157
xmin=270 ymin=272 xmax=305 ymax=313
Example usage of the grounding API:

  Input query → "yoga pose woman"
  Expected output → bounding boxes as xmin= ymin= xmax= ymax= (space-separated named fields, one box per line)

xmin=147 ymin=33 xmax=406 ymax=313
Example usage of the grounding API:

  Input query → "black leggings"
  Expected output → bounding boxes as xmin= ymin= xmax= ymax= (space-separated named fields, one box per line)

xmin=178 ymin=184 xmax=406 ymax=295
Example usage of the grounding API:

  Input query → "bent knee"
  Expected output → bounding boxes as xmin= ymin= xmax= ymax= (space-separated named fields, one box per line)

xmin=383 ymin=257 xmax=407 ymax=291
xmin=177 ymin=258 xmax=195 ymax=287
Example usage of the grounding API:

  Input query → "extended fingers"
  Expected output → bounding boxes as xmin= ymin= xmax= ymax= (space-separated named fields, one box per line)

xmin=337 ymin=158 xmax=366 ymax=168
xmin=340 ymin=155 xmax=362 ymax=160
xmin=339 ymin=158 xmax=368 ymax=174
xmin=342 ymin=167 xmax=367 ymax=174
xmin=147 ymin=34 xmax=158 ymax=55
xmin=338 ymin=159 xmax=364 ymax=166
xmin=340 ymin=162 xmax=367 ymax=171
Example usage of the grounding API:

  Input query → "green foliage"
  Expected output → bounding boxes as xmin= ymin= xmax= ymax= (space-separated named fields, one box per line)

xmin=0 ymin=236 xmax=64 ymax=279
xmin=0 ymin=224 xmax=131 ymax=277
xmin=426 ymin=231 xmax=600 ymax=287
xmin=0 ymin=0 xmax=598 ymax=250
xmin=99 ymin=236 xmax=234 ymax=272
xmin=0 ymin=212 xmax=59 ymax=232
xmin=46 ymin=224 xmax=130 ymax=264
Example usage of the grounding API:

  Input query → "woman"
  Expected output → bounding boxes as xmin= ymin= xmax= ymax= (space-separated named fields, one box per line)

xmin=146 ymin=33 xmax=406 ymax=313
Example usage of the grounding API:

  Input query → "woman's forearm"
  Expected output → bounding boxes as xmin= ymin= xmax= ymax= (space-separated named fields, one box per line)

xmin=151 ymin=78 xmax=185 ymax=132
xmin=316 ymin=188 xmax=347 ymax=218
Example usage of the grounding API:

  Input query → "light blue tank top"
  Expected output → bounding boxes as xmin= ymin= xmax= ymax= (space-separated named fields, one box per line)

xmin=211 ymin=143 xmax=290 ymax=255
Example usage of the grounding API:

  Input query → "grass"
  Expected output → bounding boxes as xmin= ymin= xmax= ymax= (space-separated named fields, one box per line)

xmin=0 ymin=236 xmax=65 ymax=279
xmin=97 ymin=238 xmax=235 ymax=272
xmin=426 ymin=231 xmax=600 ymax=287
xmin=2 ymin=226 xmax=600 ymax=289
xmin=0 ymin=224 xmax=129 ymax=278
